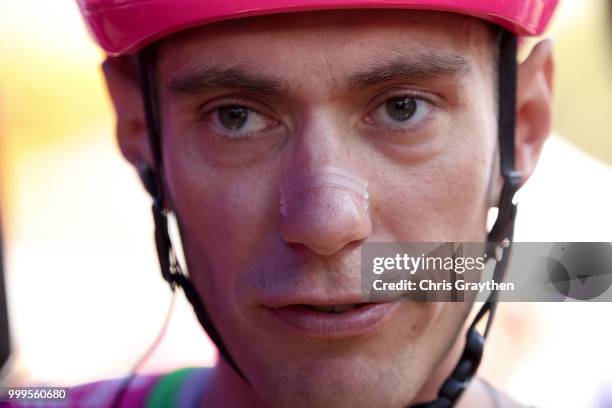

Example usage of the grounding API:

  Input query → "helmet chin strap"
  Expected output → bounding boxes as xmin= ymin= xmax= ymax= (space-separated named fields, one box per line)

xmin=136 ymin=28 xmax=518 ymax=407
xmin=135 ymin=47 xmax=248 ymax=383
xmin=409 ymin=30 xmax=520 ymax=407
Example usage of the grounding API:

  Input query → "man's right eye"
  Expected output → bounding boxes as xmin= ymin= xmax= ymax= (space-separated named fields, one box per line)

xmin=218 ymin=106 xmax=250 ymax=130
xmin=207 ymin=104 xmax=279 ymax=139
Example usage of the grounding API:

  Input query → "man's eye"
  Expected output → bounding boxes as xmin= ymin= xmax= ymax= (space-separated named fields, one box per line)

xmin=218 ymin=106 xmax=249 ymax=130
xmin=209 ymin=105 xmax=277 ymax=137
xmin=385 ymin=97 xmax=417 ymax=121
xmin=368 ymin=96 xmax=433 ymax=129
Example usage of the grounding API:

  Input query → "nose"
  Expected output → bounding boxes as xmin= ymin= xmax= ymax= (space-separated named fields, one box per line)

xmin=279 ymin=167 xmax=372 ymax=256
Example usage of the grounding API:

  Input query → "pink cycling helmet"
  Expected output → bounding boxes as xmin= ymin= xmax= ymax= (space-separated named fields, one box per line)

xmin=78 ymin=0 xmax=559 ymax=56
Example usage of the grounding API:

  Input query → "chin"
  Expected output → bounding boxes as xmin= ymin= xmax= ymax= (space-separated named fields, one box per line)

xmin=233 ymin=302 xmax=445 ymax=407
xmin=252 ymin=350 xmax=421 ymax=408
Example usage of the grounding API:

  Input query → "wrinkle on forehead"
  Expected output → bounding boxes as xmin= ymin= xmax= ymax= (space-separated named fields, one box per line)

xmin=159 ymin=10 xmax=494 ymax=56
xmin=157 ymin=9 xmax=498 ymax=97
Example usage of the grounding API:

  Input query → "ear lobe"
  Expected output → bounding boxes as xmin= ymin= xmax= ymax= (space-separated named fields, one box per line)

xmin=515 ymin=39 xmax=554 ymax=186
xmin=102 ymin=57 xmax=153 ymax=167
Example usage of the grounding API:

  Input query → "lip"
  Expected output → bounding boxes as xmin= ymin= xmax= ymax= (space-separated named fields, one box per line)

xmin=266 ymin=299 xmax=401 ymax=339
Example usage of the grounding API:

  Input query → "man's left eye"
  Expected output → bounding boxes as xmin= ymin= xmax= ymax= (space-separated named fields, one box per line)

xmin=369 ymin=96 xmax=433 ymax=129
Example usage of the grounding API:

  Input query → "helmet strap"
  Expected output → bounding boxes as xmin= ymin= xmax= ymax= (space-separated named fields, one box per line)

xmin=412 ymin=29 xmax=520 ymax=407
xmin=136 ymin=46 xmax=248 ymax=383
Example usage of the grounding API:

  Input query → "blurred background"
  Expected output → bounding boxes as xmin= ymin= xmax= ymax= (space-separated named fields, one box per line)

xmin=0 ymin=0 xmax=611 ymax=407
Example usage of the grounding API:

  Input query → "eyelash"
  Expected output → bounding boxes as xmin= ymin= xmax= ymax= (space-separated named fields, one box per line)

xmin=197 ymin=98 xmax=254 ymax=122
xmin=371 ymin=90 xmax=437 ymax=113
xmin=197 ymin=98 xmax=279 ymax=139
xmin=364 ymin=90 xmax=437 ymax=129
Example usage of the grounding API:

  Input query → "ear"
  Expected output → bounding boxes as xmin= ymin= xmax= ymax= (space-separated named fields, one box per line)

xmin=102 ymin=57 xmax=153 ymax=168
xmin=515 ymin=39 xmax=554 ymax=186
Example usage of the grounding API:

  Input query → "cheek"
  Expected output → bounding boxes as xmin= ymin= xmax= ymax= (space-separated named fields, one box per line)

xmin=162 ymin=126 xmax=282 ymax=292
xmin=371 ymin=123 xmax=494 ymax=242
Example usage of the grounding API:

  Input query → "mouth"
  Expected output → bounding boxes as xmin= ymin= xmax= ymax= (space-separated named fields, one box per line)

xmin=265 ymin=300 xmax=401 ymax=339
xmin=308 ymin=304 xmax=360 ymax=313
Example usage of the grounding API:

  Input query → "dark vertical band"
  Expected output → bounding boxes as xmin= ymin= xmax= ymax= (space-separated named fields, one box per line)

xmin=489 ymin=30 xmax=521 ymax=245
xmin=0 ymin=212 xmax=10 ymax=371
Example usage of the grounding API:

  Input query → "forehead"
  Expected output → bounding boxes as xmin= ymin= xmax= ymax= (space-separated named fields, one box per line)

xmin=158 ymin=10 xmax=496 ymax=89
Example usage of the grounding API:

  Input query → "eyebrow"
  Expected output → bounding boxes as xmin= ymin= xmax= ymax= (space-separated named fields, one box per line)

xmin=167 ymin=51 xmax=470 ymax=97
xmin=346 ymin=53 xmax=470 ymax=89
xmin=168 ymin=66 xmax=287 ymax=96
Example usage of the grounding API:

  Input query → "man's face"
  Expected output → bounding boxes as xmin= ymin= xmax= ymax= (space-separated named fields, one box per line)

xmin=157 ymin=10 xmax=497 ymax=407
